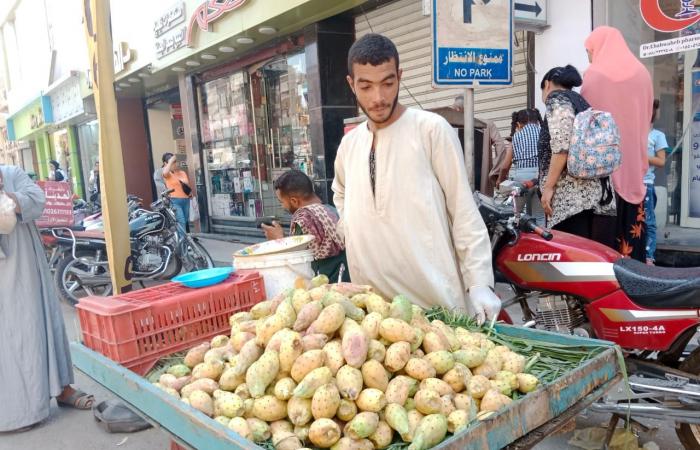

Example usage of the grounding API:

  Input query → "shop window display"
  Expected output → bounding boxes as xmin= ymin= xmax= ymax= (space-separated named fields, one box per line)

xmin=199 ymin=72 xmax=264 ymax=219
xmin=198 ymin=50 xmax=311 ymax=221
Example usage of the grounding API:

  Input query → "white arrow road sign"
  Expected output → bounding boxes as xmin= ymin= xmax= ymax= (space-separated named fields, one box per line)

xmin=514 ymin=0 xmax=547 ymax=26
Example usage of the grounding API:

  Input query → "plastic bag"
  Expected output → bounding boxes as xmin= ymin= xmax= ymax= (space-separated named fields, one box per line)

xmin=189 ymin=196 xmax=199 ymax=222
xmin=0 ymin=191 xmax=17 ymax=234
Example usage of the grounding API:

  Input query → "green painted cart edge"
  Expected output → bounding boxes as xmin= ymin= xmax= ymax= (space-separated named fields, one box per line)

xmin=70 ymin=342 xmax=258 ymax=450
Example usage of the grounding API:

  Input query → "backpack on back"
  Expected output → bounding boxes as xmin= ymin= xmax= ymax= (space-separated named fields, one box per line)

xmin=567 ymin=108 xmax=621 ymax=179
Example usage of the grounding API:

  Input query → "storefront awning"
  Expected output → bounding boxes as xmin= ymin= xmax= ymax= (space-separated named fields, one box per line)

xmin=6 ymin=95 xmax=53 ymax=141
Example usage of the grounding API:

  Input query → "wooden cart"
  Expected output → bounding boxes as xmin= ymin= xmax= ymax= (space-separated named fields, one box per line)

xmin=70 ymin=324 xmax=622 ymax=450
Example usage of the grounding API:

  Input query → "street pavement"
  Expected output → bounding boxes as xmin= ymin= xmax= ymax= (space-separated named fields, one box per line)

xmin=0 ymin=238 xmax=683 ymax=450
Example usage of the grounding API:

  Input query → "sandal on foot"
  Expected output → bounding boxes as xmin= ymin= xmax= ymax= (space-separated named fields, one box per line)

xmin=57 ymin=390 xmax=95 ymax=410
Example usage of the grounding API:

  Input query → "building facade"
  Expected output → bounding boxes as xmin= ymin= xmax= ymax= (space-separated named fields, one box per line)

xmin=110 ymin=0 xmax=362 ymax=234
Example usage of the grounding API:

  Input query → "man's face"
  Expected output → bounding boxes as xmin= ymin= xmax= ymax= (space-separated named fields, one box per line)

xmin=275 ymin=189 xmax=300 ymax=214
xmin=347 ymin=59 xmax=402 ymax=124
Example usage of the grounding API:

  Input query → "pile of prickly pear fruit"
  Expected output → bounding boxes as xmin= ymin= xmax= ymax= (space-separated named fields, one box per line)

xmin=152 ymin=275 xmax=540 ymax=450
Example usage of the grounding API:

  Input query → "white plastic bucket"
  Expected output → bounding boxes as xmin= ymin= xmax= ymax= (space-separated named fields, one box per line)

xmin=234 ymin=249 xmax=315 ymax=299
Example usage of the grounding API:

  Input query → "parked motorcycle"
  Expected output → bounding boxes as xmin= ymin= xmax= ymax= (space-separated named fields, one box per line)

xmin=52 ymin=189 xmax=213 ymax=306
xmin=40 ymin=195 xmax=143 ymax=273
xmin=478 ymin=183 xmax=700 ymax=448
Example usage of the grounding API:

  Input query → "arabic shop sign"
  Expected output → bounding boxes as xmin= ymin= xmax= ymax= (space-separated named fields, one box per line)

xmin=154 ymin=2 xmax=187 ymax=59
xmin=186 ymin=0 xmax=248 ymax=47
xmin=432 ymin=0 xmax=513 ymax=86
xmin=36 ymin=181 xmax=74 ymax=227
xmin=154 ymin=2 xmax=186 ymax=38
xmin=156 ymin=27 xmax=187 ymax=58
xmin=641 ymin=0 xmax=700 ymax=33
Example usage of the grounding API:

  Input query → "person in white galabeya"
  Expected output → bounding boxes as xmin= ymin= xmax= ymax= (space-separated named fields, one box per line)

xmin=332 ymin=33 xmax=500 ymax=324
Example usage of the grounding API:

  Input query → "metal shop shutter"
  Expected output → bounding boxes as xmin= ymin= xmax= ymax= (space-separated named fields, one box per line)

xmin=355 ymin=0 xmax=528 ymax=135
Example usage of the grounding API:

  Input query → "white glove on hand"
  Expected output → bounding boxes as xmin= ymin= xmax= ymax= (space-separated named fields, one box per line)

xmin=469 ymin=285 xmax=501 ymax=325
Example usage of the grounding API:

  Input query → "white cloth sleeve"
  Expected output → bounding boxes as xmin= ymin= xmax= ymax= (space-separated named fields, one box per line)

xmin=429 ymin=120 xmax=495 ymax=291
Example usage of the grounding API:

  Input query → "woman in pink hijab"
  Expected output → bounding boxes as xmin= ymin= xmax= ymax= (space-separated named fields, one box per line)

xmin=581 ymin=26 xmax=653 ymax=261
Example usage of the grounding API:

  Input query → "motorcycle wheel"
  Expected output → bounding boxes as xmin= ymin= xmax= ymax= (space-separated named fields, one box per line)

xmin=676 ymin=349 xmax=700 ymax=449
xmin=55 ymin=250 xmax=113 ymax=307
xmin=181 ymin=238 xmax=214 ymax=272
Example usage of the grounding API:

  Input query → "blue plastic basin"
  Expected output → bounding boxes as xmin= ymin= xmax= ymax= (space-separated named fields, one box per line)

xmin=172 ymin=267 xmax=234 ymax=288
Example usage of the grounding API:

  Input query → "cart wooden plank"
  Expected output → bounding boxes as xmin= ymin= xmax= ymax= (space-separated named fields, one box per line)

xmin=71 ymin=323 xmax=622 ymax=450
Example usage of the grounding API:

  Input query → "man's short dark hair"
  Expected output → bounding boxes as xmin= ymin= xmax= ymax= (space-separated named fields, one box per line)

xmin=273 ymin=170 xmax=314 ymax=198
xmin=347 ymin=33 xmax=399 ymax=77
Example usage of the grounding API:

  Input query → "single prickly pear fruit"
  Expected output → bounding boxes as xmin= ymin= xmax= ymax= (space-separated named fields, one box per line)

xmin=336 ymin=365 xmax=364 ymax=401
xmin=292 ymin=289 xmax=313 ymax=313
xmin=404 ymin=358 xmax=436 ymax=381
xmin=188 ymin=390 xmax=214 ymax=417
xmin=361 ymin=360 xmax=389 ymax=391
xmin=293 ymin=367 xmax=333 ymax=399
xmin=344 ymin=411 xmax=379 ymax=439
xmin=311 ymin=274 xmax=329 ymax=287
xmin=407 ymin=414 xmax=448 ymax=450
xmin=307 ymin=303 xmax=345 ymax=335
xmin=369 ymin=420 xmax=394 ymax=449
xmin=246 ymin=418 xmax=271 ymax=442
xmin=301 ymin=334 xmax=329 ymax=352
xmin=384 ymin=341 xmax=411 ymax=372
xmin=251 ymin=395 xmax=287 ymax=422
xmin=422 ymin=331 xmax=449 ymax=354
xmin=356 ymin=388 xmax=387 ymax=413
xmin=342 ymin=323 xmax=369 ymax=368
xmin=308 ymin=418 xmax=341 ymax=448
xmin=292 ymin=301 xmax=323 ymax=331
xmin=279 ymin=331 xmax=303 ymax=374
xmin=293 ymin=301 xmax=323 ymax=332
xmin=379 ymin=318 xmax=415 ymax=343
xmin=336 ymin=399 xmax=358 ymax=422
xmin=213 ymin=391 xmax=244 ymax=418
xmin=424 ymin=350 xmax=455 ymax=375
xmin=276 ymin=297 xmax=297 ymax=328
xmin=291 ymin=349 xmax=325 ymax=383
xmin=287 ymin=396 xmax=313 ymax=426
xmin=361 ymin=312 xmax=383 ymax=340
xmin=367 ymin=339 xmax=386 ymax=363
xmin=231 ymin=339 xmax=263 ymax=376
xmin=255 ymin=313 xmax=288 ymax=346
xmin=311 ymin=383 xmax=341 ymax=420
xmin=364 ymin=294 xmax=391 ymax=318
xmin=448 ymin=409 xmax=470 ymax=434
xmin=246 ymin=350 xmax=280 ymax=398
xmin=273 ymin=377 xmax=297 ymax=401
xmin=385 ymin=375 xmax=414 ymax=406
xmin=414 ymin=389 xmax=442 ymax=415
xmin=390 ymin=294 xmax=413 ymax=323
xmin=322 ymin=340 xmax=345 ymax=376
xmin=419 ymin=378 xmax=454 ymax=397
xmin=384 ymin=403 xmax=411 ymax=440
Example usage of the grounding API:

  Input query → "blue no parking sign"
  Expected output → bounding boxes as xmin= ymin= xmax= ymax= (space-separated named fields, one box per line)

xmin=432 ymin=0 xmax=513 ymax=86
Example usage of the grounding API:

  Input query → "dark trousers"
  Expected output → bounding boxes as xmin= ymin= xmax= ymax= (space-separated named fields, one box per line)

xmin=552 ymin=209 xmax=594 ymax=239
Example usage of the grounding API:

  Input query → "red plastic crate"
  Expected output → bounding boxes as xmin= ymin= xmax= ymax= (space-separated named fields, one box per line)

xmin=76 ymin=270 xmax=265 ymax=375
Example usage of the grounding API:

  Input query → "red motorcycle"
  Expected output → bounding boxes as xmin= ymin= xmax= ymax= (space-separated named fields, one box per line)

xmin=478 ymin=185 xmax=700 ymax=448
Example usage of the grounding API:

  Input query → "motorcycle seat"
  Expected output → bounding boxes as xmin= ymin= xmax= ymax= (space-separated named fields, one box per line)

xmin=613 ymin=258 xmax=700 ymax=308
